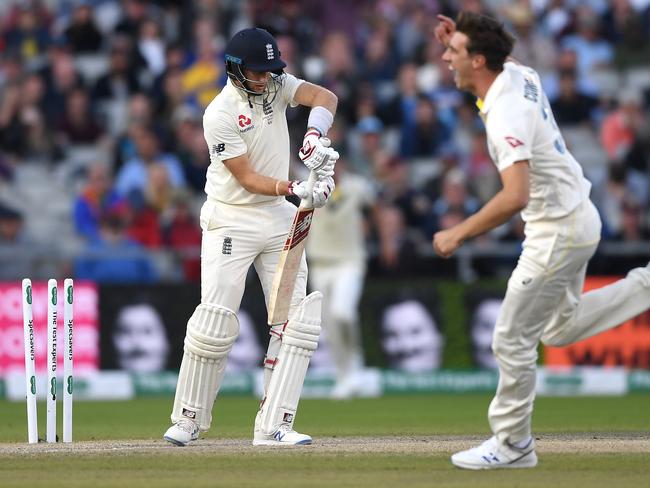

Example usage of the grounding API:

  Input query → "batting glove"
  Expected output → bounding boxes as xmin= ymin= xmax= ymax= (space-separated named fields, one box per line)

xmin=287 ymin=180 xmax=310 ymax=200
xmin=299 ymin=130 xmax=339 ymax=173
xmin=315 ymin=138 xmax=339 ymax=179
xmin=312 ymin=176 xmax=335 ymax=208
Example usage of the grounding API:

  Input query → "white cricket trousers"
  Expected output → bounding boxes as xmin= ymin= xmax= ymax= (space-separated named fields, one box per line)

xmin=170 ymin=198 xmax=307 ymax=431
xmin=489 ymin=199 xmax=650 ymax=444
xmin=199 ymin=198 xmax=307 ymax=314
xmin=309 ymin=261 xmax=366 ymax=379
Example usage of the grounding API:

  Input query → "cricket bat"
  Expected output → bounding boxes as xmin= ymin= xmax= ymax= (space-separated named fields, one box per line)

xmin=267 ymin=169 xmax=319 ymax=325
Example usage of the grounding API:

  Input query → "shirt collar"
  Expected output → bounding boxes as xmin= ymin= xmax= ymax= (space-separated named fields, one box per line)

xmin=225 ymin=78 xmax=249 ymax=103
xmin=477 ymin=64 xmax=510 ymax=115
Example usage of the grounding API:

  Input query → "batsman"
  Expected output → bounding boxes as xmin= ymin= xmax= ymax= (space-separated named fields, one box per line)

xmin=163 ymin=27 xmax=338 ymax=446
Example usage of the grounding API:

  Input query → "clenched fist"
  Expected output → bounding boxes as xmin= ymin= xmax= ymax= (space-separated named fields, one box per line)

xmin=432 ymin=228 xmax=464 ymax=258
xmin=299 ymin=130 xmax=339 ymax=174
xmin=288 ymin=176 xmax=335 ymax=208
xmin=312 ymin=176 xmax=335 ymax=208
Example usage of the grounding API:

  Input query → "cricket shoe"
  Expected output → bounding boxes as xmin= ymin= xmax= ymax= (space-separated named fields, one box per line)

xmin=163 ymin=419 xmax=200 ymax=446
xmin=451 ymin=436 xmax=537 ymax=470
xmin=253 ymin=424 xmax=312 ymax=446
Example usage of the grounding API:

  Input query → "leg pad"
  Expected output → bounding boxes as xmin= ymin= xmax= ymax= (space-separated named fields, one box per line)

xmin=257 ymin=292 xmax=321 ymax=434
xmin=171 ymin=304 xmax=239 ymax=430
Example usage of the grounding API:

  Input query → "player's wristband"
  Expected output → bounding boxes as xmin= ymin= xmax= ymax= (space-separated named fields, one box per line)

xmin=275 ymin=180 xmax=282 ymax=196
xmin=307 ymin=106 xmax=333 ymax=136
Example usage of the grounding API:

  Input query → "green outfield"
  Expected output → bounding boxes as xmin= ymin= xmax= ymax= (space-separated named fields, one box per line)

xmin=1 ymin=394 xmax=649 ymax=487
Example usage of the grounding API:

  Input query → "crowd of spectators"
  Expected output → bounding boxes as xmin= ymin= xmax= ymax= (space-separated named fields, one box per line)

xmin=0 ymin=0 xmax=649 ymax=283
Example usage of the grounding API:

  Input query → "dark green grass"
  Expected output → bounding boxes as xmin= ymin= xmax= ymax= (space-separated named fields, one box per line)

xmin=1 ymin=452 xmax=649 ymax=488
xmin=1 ymin=394 xmax=648 ymax=441
xmin=1 ymin=394 xmax=648 ymax=488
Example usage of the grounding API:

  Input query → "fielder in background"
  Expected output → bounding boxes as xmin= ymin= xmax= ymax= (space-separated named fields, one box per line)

xmin=432 ymin=12 xmax=650 ymax=470
xmin=306 ymin=158 xmax=377 ymax=398
xmin=163 ymin=27 xmax=338 ymax=447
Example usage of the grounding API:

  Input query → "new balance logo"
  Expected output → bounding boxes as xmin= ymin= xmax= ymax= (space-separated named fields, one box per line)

xmin=266 ymin=43 xmax=274 ymax=60
xmin=274 ymin=430 xmax=285 ymax=442
xmin=182 ymin=408 xmax=197 ymax=419
xmin=482 ymin=453 xmax=500 ymax=463
xmin=295 ymin=214 xmax=312 ymax=234
xmin=222 ymin=237 xmax=232 ymax=255
xmin=212 ymin=143 xmax=225 ymax=154
xmin=283 ymin=412 xmax=294 ymax=423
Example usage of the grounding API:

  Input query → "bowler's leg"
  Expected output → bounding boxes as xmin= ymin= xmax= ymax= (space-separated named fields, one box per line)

xmin=488 ymin=254 xmax=561 ymax=445
xmin=489 ymin=239 xmax=596 ymax=442
xmin=542 ymin=263 xmax=650 ymax=346
xmin=450 ymin=251 xmax=577 ymax=469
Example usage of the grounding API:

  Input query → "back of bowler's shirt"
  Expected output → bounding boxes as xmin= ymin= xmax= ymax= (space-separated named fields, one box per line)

xmin=203 ymin=74 xmax=304 ymax=205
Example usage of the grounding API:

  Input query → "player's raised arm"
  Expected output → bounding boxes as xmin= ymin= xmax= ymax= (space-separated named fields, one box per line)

xmin=292 ymin=82 xmax=340 ymax=177
xmin=293 ymin=81 xmax=338 ymax=115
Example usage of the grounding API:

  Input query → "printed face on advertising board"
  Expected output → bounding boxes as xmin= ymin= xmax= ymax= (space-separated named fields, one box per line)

xmin=381 ymin=299 xmax=443 ymax=372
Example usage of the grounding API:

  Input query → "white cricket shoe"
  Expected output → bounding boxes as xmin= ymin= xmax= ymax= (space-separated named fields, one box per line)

xmin=163 ymin=419 xmax=200 ymax=446
xmin=451 ymin=436 xmax=537 ymax=470
xmin=253 ymin=424 xmax=312 ymax=446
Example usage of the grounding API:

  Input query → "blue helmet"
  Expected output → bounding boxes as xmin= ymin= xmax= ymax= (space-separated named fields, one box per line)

xmin=225 ymin=28 xmax=286 ymax=103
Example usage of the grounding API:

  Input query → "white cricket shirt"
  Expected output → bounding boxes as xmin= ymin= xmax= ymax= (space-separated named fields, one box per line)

xmin=307 ymin=173 xmax=376 ymax=264
xmin=479 ymin=62 xmax=591 ymax=222
xmin=203 ymin=74 xmax=304 ymax=205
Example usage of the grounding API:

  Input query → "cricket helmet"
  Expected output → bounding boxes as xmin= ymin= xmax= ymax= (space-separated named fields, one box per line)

xmin=225 ymin=27 xmax=286 ymax=103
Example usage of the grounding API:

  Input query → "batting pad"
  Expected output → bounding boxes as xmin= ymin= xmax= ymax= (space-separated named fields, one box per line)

xmin=171 ymin=304 xmax=239 ymax=430
xmin=257 ymin=292 xmax=322 ymax=434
